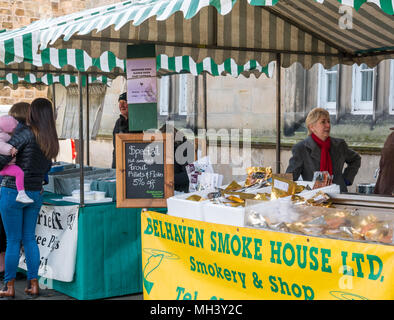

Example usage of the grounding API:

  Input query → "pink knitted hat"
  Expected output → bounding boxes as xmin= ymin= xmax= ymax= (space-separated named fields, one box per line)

xmin=0 ymin=115 xmax=18 ymax=134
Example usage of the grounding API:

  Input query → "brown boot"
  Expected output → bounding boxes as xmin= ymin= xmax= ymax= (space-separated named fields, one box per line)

xmin=0 ymin=279 xmax=15 ymax=298
xmin=25 ymin=278 xmax=39 ymax=297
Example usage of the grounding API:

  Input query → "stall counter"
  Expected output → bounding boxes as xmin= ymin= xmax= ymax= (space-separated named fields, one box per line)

xmin=41 ymin=192 xmax=167 ymax=300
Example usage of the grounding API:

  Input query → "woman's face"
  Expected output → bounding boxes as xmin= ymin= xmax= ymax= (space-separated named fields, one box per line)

xmin=310 ymin=116 xmax=331 ymax=141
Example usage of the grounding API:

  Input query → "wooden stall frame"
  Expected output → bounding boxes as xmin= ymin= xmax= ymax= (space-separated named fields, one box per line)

xmin=116 ymin=132 xmax=174 ymax=208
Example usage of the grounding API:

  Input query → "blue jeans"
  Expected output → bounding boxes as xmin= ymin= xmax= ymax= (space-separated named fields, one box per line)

xmin=0 ymin=187 xmax=42 ymax=282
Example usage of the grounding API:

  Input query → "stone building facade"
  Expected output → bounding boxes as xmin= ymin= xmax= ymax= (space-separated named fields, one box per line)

xmin=1 ymin=1 xmax=393 ymax=192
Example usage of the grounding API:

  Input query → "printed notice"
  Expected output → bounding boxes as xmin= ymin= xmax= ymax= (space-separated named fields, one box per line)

xmin=126 ymin=57 xmax=157 ymax=104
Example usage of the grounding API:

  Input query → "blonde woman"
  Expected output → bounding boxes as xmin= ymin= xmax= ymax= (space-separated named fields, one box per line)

xmin=286 ymin=108 xmax=361 ymax=192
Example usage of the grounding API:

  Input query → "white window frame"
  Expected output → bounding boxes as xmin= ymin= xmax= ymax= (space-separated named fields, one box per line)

xmin=390 ymin=60 xmax=394 ymax=115
xmin=317 ymin=64 xmax=338 ymax=114
xmin=178 ymin=73 xmax=189 ymax=116
xmin=351 ymin=64 xmax=375 ymax=115
xmin=158 ymin=76 xmax=169 ymax=115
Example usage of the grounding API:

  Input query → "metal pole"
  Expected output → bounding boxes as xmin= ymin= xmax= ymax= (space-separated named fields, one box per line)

xmin=52 ymin=83 xmax=56 ymax=112
xmin=194 ymin=76 xmax=198 ymax=136
xmin=86 ymin=75 xmax=90 ymax=166
xmin=276 ymin=54 xmax=281 ymax=174
xmin=203 ymin=73 xmax=208 ymax=157
xmin=78 ymin=72 xmax=85 ymax=206
xmin=203 ymin=73 xmax=207 ymax=132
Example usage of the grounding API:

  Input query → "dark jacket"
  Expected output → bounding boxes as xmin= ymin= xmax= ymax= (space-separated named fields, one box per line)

xmin=286 ymin=135 xmax=361 ymax=192
xmin=112 ymin=115 xmax=129 ymax=169
xmin=173 ymin=138 xmax=191 ymax=193
xmin=374 ymin=132 xmax=394 ymax=196
xmin=0 ymin=123 xmax=51 ymax=191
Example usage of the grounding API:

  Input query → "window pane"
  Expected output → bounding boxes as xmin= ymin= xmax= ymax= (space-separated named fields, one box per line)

xmin=361 ymin=69 xmax=373 ymax=101
xmin=178 ymin=74 xmax=188 ymax=115
xmin=327 ymin=73 xmax=337 ymax=102
xmin=159 ymin=76 xmax=169 ymax=115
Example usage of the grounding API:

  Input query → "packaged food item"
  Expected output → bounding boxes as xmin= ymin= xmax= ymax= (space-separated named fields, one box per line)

xmin=244 ymin=198 xmax=394 ymax=245
xmin=227 ymin=195 xmax=245 ymax=204
xmin=186 ymin=156 xmax=214 ymax=192
xmin=244 ymin=167 xmax=272 ymax=188
xmin=186 ymin=195 xmax=206 ymax=202
xmin=312 ymin=171 xmax=333 ymax=189
xmin=291 ymin=191 xmax=333 ymax=207
xmin=224 ymin=181 xmax=243 ymax=192
xmin=207 ymin=191 xmax=222 ymax=199
xmin=253 ymin=193 xmax=270 ymax=201
xmin=271 ymin=176 xmax=298 ymax=199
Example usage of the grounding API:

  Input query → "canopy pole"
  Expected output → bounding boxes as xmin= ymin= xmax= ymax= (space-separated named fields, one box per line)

xmin=194 ymin=75 xmax=199 ymax=161
xmin=276 ymin=53 xmax=281 ymax=174
xmin=52 ymin=83 xmax=56 ymax=112
xmin=78 ymin=72 xmax=85 ymax=207
xmin=86 ymin=75 xmax=90 ymax=166
xmin=52 ymin=83 xmax=57 ymax=162
xmin=203 ymin=73 xmax=208 ymax=157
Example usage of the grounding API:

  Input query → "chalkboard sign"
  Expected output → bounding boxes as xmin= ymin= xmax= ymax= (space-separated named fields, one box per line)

xmin=116 ymin=133 xmax=174 ymax=208
xmin=125 ymin=142 xmax=165 ymax=199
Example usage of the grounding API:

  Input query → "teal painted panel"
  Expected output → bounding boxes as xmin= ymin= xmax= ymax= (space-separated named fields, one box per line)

xmin=127 ymin=44 xmax=157 ymax=132
xmin=52 ymin=202 xmax=167 ymax=300
xmin=129 ymin=103 xmax=157 ymax=132
xmin=127 ymin=44 xmax=155 ymax=59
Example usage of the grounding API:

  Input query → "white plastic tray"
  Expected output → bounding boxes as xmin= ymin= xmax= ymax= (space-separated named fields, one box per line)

xmin=167 ymin=191 xmax=212 ymax=221
xmin=62 ymin=196 xmax=113 ymax=204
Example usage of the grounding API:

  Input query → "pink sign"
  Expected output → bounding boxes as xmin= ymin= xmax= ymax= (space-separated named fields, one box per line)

xmin=126 ymin=57 xmax=157 ymax=104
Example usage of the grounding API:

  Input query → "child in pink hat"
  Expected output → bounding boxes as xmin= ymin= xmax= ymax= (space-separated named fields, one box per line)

xmin=0 ymin=115 xmax=33 ymax=203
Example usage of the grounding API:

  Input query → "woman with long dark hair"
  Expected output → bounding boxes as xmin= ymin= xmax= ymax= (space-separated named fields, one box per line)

xmin=0 ymin=98 xmax=59 ymax=299
xmin=0 ymin=102 xmax=31 ymax=281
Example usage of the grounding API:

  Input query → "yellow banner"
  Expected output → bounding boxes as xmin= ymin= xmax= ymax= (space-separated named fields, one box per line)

xmin=141 ymin=211 xmax=394 ymax=300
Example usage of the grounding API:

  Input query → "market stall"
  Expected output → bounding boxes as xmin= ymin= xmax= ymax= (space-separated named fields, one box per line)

xmin=144 ymin=170 xmax=394 ymax=300
xmin=0 ymin=49 xmax=272 ymax=300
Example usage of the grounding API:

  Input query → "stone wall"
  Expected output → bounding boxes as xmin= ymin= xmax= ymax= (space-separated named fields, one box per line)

xmin=0 ymin=0 xmax=118 ymax=106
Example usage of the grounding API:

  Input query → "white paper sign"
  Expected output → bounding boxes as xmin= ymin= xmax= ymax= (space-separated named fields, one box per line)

xmin=273 ymin=179 xmax=289 ymax=192
xmin=18 ymin=205 xmax=79 ymax=282
xmin=126 ymin=57 xmax=157 ymax=104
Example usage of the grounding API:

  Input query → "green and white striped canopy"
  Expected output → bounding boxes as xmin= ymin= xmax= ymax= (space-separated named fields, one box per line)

xmin=0 ymin=39 xmax=272 ymax=79
xmin=157 ymin=54 xmax=274 ymax=77
xmin=0 ymin=0 xmax=392 ymax=71
xmin=0 ymin=48 xmax=272 ymax=79
xmin=0 ymin=73 xmax=111 ymax=90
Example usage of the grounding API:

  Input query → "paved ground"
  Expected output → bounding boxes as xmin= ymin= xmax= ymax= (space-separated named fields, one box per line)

xmin=0 ymin=273 xmax=144 ymax=300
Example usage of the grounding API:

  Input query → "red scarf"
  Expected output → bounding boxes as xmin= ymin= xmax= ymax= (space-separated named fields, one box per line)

xmin=311 ymin=133 xmax=333 ymax=175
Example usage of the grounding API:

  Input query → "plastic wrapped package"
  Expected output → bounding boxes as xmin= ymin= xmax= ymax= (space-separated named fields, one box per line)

xmin=244 ymin=198 xmax=300 ymax=229
xmin=312 ymin=171 xmax=333 ymax=189
xmin=245 ymin=197 xmax=394 ymax=245
xmin=186 ymin=156 xmax=215 ymax=192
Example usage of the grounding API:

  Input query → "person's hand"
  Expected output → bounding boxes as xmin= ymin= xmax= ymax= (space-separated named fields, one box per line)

xmin=10 ymin=147 xmax=18 ymax=157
